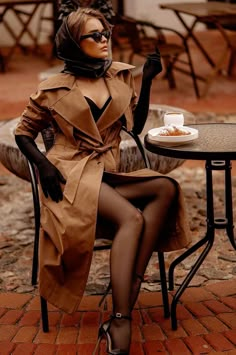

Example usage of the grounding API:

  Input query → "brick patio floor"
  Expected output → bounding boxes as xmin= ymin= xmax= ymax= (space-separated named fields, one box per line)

xmin=0 ymin=280 xmax=236 ymax=354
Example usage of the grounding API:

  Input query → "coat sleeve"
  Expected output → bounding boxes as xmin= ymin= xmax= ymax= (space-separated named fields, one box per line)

xmin=15 ymin=90 xmax=53 ymax=140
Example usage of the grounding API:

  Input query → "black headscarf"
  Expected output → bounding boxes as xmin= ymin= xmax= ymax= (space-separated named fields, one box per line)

xmin=55 ymin=17 xmax=112 ymax=78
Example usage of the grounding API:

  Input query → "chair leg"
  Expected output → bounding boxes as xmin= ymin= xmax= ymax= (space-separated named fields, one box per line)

xmin=27 ymin=160 xmax=40 ymax=286
xmin=31 ymin=201 xmax=40 ymax=285
xmin=158 ymin=252 xmax=170 ymax=318
xmin=163 ymin=57 xmax=177 ymax=89
xmin=228 ymin=50 xmax=236 ymax=76
xmin=40 ymin=296 xmax=49 ymax=332
xmin=184 ymin=42 xmax=200 ymax=98
xmin=0 ymin=53 xmax=5 ymax=72
xmin=98 ymin=281 xmax=111 ymax=310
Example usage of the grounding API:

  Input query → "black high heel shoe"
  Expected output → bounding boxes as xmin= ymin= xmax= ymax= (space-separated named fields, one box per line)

xmin=93 ymin=313 xmax=132 ymax=355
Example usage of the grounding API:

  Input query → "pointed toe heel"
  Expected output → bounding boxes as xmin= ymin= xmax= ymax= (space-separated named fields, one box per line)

xmin=93 ymin=313 xmax=131 ymax=355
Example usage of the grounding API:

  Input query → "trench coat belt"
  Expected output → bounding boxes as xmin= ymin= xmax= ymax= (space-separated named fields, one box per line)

xmin=91 ymin=143 xmax=113 ymax=153
xmin=78 ymin=141 xmax=113 ymax=153
xmin=63 ymin=143 xmax=113 ymax=204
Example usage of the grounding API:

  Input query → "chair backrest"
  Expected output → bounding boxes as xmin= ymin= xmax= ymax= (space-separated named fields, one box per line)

xmin=113 ymin=15 xmax=169 ymax=54
xmin=111 ymin=15 xmax=134 ymax=55
xmin=113 ymin=15 xmax=158 ymax=54
xmin=119 ymin=16 xmax=143 ymax=53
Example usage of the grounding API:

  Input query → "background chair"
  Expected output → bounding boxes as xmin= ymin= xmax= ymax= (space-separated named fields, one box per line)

xmin=28 ymin=125 xmax=170 ymax=332
xmin=112 ymin=15 xmax=200 ymax=98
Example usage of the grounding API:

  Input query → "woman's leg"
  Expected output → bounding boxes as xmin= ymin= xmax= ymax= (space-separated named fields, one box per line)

xmin=115 ymin=177 xmax=177 ymax=309
xmin=98 ymin=182 xmax=144 ymax=350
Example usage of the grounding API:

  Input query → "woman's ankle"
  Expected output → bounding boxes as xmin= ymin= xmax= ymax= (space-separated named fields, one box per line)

xmin=109 ymin=316 xmax=131 ymax=352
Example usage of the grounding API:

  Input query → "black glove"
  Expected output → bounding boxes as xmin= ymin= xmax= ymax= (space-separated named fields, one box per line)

xmin=15 ymin=135 xmax=66 ymax=202
xmin=132 ymin=49 xmax=162 ymax=135
xmin=142 ymin=49 xmax=162 ymax=82
xmin=37 ymin=159 xmax=66 ymax=202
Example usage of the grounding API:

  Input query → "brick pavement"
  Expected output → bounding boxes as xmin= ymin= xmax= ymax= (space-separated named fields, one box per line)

xmin=0 ymin=280 xmax=236 ymax=354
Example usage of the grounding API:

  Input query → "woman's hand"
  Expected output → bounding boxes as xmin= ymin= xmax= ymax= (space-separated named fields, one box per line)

xmin=37 ymin=160 xmax=66 ymax=202
xmin=142 ymin=49 xmax=162 ymax=82
xmin=15 ymin=134 xmax=66 ymax=202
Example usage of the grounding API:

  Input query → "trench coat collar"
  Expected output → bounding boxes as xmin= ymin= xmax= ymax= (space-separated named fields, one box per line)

xmin=39 ymin=62 xmax=135 ymax=144
xmin=38 ymin=62 xmax=135 ymax=90
xmin=107 ymin=61 xmax=135 ymax=77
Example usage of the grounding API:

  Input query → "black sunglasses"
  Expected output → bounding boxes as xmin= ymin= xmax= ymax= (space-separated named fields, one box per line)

xmin=80 ymin=30 xmax=111 ymax=43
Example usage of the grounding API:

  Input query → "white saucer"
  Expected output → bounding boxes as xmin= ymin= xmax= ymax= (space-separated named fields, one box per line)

xmin=148 ymin=126 xmax=199 ymax=146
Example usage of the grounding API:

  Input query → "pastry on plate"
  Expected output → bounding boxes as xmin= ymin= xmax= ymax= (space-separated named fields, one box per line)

xmin=158 ymin=125 xmax=191 ymax=136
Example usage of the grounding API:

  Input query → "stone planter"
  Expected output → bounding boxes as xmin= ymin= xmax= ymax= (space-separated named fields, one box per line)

xmin=0 ymin=105 xmax=195 ymax=181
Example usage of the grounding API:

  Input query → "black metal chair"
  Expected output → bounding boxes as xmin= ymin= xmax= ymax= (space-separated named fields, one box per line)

xmin=27 ymin=125 xmax=170 ymax=332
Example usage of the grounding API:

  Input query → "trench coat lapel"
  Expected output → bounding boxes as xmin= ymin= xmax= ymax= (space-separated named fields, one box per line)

xmin=53 ymin=87 xmax=103 ymax=143
xmin=96 ymin=77 xmax=133 ymax=132
xmin=40 ymin=62 xmax=135 ymax=143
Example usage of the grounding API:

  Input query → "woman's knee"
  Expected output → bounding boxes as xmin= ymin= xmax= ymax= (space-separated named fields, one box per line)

xmin=155 ymin=178 xmax=177 ymax=200
xmin=118 ymin=207 xmax=144 ymax=232
xmin=132 ymin=208 xmax=144 ymax=228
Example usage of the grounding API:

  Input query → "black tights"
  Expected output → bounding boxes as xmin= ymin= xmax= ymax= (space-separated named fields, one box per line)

xmin=97 ymin=177 xmax=177 ymax=350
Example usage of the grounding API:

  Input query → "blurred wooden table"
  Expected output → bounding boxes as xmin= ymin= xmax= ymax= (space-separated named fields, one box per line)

xmin=0 ymin=0 xmax=58 ymax=71
xmin=159 ymin=1 xmax=236 ymax=96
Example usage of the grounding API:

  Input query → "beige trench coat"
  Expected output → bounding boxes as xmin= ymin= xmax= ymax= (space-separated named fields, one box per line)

xmin=15 ymin=62 xmax=191 ymax=313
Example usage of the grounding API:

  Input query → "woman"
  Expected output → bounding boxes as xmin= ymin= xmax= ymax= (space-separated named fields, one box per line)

xmin=57 ymin=0 xmax=115 ymax=57
xmin=15 ymin=8 xmax=190 ymax=354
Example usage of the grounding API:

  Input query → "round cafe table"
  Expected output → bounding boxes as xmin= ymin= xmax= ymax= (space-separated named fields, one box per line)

xmin=145 ymin=123 xmax=236 ymax=330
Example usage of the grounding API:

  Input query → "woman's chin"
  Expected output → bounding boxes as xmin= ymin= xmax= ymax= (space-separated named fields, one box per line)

xmin=100 ymin=52 xmax=109 ymax=59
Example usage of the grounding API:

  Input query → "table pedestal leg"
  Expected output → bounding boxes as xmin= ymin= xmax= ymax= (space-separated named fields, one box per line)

xmin=170 ymin=229 xmax=214 ymax=330
xmin=224 ymin=160 xmax=236 ymax=249
xmin=169 ymin=159 xmax=235 ymax=330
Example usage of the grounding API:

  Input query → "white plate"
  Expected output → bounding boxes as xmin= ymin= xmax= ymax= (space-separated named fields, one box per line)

xmin=148 ymin=126 xmax=199 ymax=146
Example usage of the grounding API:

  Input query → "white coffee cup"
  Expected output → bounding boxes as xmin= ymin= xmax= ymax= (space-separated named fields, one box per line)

xmin=164 ymin=112 xmax=184 ymax=126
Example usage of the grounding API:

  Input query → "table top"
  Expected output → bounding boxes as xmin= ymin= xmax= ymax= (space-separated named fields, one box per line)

xmin=144 ymin=123 xmax=236 ymax=161
xmin=159 ymin=2 xmax=236 ymax=20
